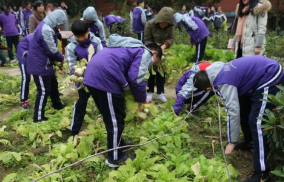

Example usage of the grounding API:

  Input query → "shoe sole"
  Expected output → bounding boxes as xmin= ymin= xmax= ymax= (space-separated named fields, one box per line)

xmin=105 ymin=159 xmax=120 ymax=168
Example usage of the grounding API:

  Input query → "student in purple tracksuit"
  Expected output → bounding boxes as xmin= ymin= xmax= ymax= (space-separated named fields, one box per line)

xmin=83 ymin=34 xmax=162 ymax=168
xmin=66 ymin=20 xmax=103 ymax=136
xmin=27 ymin=10 xmax=67 ymax=123
xmin=174 ymin=13 xmax=210 ymax=63
xmin=193 ymin=56 xmax=284 ymax=182
xmin=0 ymin=7 xmax=19 ymax=63
xmin=17 ymin=34 xmax=33 ymax=110
xmin=194 ymin=6 xmax=207 ymax=19
xmin=20 ymin=2 xmax=33 ymax=36
xmin=82 ymin=7 xmax=107 ymax=47
xmin=173 ymin=62 xmax=213 ymax=116
xmin=103 ymin=15 xmax=125 ymax=34
xmin=131 ymin=0 xmax=147 ymax=42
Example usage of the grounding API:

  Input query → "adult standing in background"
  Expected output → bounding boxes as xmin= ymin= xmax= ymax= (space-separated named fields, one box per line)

xmin=144 ymin=7 xmax=174 ymax=102
xmin=232 ymin=0 xmax=271 ymax=58
xmin=213 ymin=7 xmax=227 ymax=31
xmin=29 ymin=1 xmax=46 ymax=34
xmin=58 ymin=1 xmax=71 ymax=31
xmin=20 ymin=2 xmax=33 ymax=36
xmin=0 ymin=6 xmax=19 ymax=63
xmin=132 ymin=0 xmax=146 ymax=42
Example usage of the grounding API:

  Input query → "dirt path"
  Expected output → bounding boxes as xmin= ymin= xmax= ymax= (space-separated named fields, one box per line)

xmin=0 ymin=67 xmax=21 ymax=77
xmin=0 ymin=106 xmax=21 ymax=122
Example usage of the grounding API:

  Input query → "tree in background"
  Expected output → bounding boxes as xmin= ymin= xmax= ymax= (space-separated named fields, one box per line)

xmin=175 ymin=0 xmax=222 ymax=10
xmin=269 ymin=0 xmax=284 ymax=32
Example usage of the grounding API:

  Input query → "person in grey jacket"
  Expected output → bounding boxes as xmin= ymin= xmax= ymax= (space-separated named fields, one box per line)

xmin=232 ymin=0 xmax=271 ymax=58
xmin=193 ymin=56 xmax=284 ymax=182
xmin=82 ymin=7 xmax=107 ymax=47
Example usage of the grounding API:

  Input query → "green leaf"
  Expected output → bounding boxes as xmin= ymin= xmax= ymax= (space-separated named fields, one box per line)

xmin=271 ymin=170 xmax=284 ymax=177
xmin=0 ymin=139 xmax=12 ymax=147
xmin=29 ymin=132 xmax=37 ymax=141
xmin=77 ymin=135 xmax=95 ymax=158
xmin=2 ymin=173 xmax=17 ymax=182
xmin=11 ymin=152 xmax=21 ymax=161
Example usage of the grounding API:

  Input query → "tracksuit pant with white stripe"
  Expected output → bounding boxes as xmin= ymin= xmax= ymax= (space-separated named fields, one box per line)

xmin=137 ymin=32 xmax=144 ymax=43
xmin=71 ymin=88 xmax=91 ymax=136
xmin=193 ymin=37 xmax=207 ymax=63
xmin=88 ymin=86 xmax=125 ymax=161
xmin=239 ymin=74 xmax=284 ymax=172
xmin=33 ymin=73 xmax=63 ymax=121
xmin=19 ymin=63 xmax=31 ymax=101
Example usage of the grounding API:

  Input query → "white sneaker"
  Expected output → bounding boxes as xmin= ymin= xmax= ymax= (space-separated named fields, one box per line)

xmin=10 ymin=59 xmax=17 ymax=63
xmin=147 ymin=92 xmax=154 ymax=102
xmin=156 ymin=93 xmax=167 ymax=102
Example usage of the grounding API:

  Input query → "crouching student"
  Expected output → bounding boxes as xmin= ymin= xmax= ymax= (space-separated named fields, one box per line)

xmin=193 ymin=55 xmax=284 ymax=182
xmin=174 ymin=13 xmax=210 ymax=63
xmin=17 ymin=33 xmax=33 ymax=109
xmin=27 ymin=10 xmax=66 ymax=123
xmin=66 ymin=20 xmax=103 ymax=136
xmin=83 ymin=34 xmax=162 ymax=167
xmin=173 ymin=62 xmax=213 ymax=116
xmin=82 ymin=7 xmax=107 ymax=47
xmin=103 ymin=15 xmax=125 ymax=34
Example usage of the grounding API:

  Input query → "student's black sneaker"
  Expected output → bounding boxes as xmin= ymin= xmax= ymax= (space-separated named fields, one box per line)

xmin=54 ymin=104 xmax=66 ymax=110
xmin=243 ymin=170 xmax=270 ymax=182
xmin=21 ymin=100 xmax=31 ymax=110
xmin=105 ymin=155 xmax=130 ymax=168
xmin=235 ymin=141 xmax=253 ymax=151
xmin=33 ymin=117 xmax=49 ymax=123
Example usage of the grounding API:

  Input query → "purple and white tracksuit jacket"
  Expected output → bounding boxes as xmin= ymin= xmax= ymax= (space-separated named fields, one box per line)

xmin=131 ymin=7 xmax=147 ymax=33
xmin=17 ymin=33 xmax=33 ymax=65
xmin=83 ymin=34 xmax=154 ymax=103
xmin=82 ymin=7 xmax=106 ymax=47
xmin=174 ymin=13 xmax=210 ymax=44
xmin=27 ymin=10 xmax=67 ymax=76
xmin=173 ymin=63 xmax=212 ymax=115
xmin=103 ymin=15 xmax=125 ymax=26
xmin=206 ymin=56 xmax=284 ymax=143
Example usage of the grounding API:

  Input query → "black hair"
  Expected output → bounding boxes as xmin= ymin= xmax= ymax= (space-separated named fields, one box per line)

xmin=53 ymin=3 xmax=59 ymax=8
xmin=0 ymin=7 xmax=5 ymax=12
xmin=146 ymin=43 xmax=163 ymax=61
xmin=61 ymin=1 xmax=65 ymax=4
xmin=33 ymin=1 xmax=43 ymax=11
xmin=25 ymin=2 xmax=31 ymax=7
xmin=206 ymin=8 xmax=211 ymax=17
xmin=4 ymin=6 xmax=9 ymax=15
xmin=71 ymin=20 xmax=89 ymax=36
xmin=137 ymin=0 xmax=144 ymax=6
xmin=193 ymin=71 xmax=211 ymax=91
xmin=238 ymin=0 xmax=258 ymax=17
